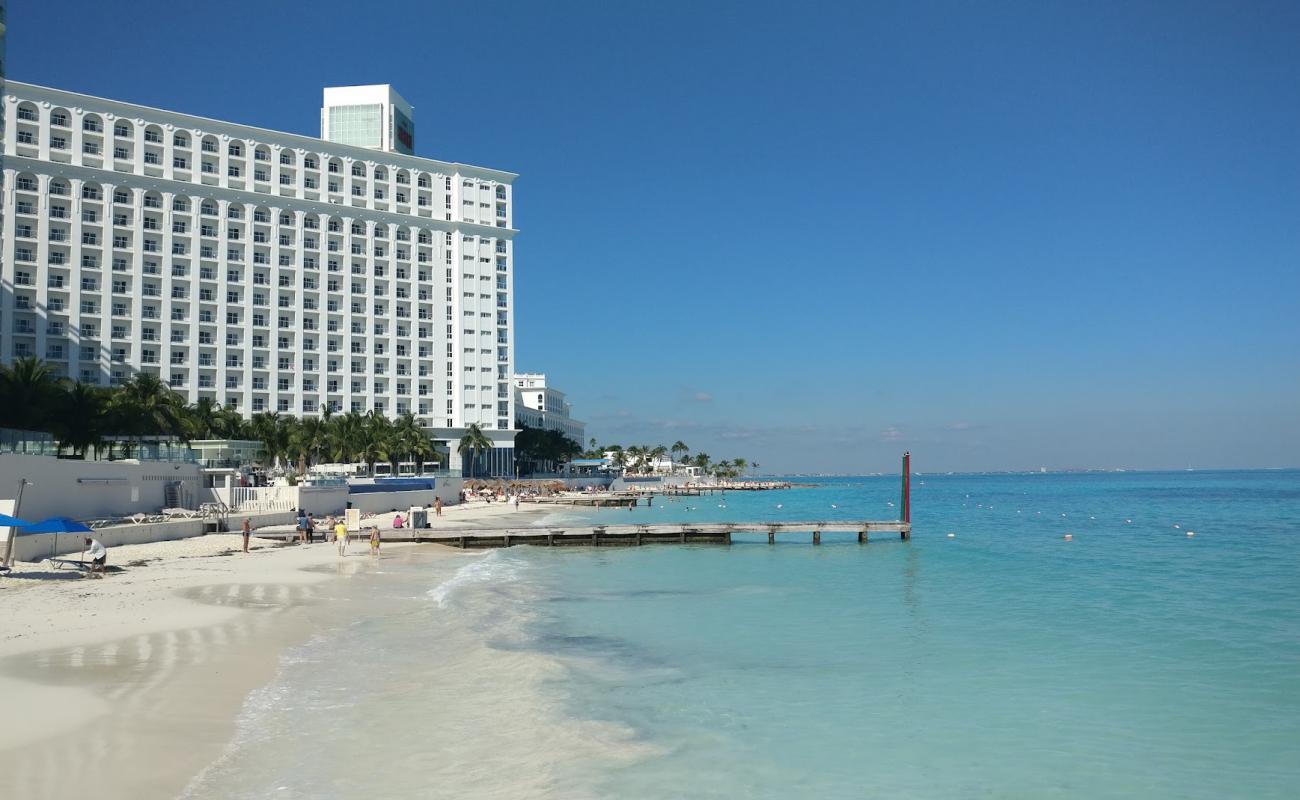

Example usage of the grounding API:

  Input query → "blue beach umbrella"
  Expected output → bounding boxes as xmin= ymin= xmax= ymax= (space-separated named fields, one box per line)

xmin=21 ymin=517 xmax=95 ymax=560
xmin=0 ymin=514 xmax=33 ymax=527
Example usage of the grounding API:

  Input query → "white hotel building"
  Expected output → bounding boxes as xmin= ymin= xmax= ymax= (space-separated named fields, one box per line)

xmin=0 ymin=81 xmax=518 ymax=475
xmin=514 ymin=373 xmax=586 ymax=444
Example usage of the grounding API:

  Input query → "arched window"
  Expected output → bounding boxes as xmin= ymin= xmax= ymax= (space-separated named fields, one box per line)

xmin=201 ymin=200 xmax=218 ymax=216
xmin=417 ymin=173 xmax=431 ymax=188
xmin=49 ymin=107 xmax=71 ymax=127
xmin=173 ymin=131 xmax=190 ymax=148
xmin=351 ymin=162 xmax=365 ymax=177
xmin=279 ymin=211 xmax=295 ymax=226
xmin=15 ymin=101 xmax=39 ymax=122
xmin=14 ymin=172 xmax=41 ymax=193
xmin=374 ymin=167 xmax=387 ymax=182
xmin=173 ymin=196 xmax=191 ymax=212
xmin=143 ymin=124 xmax=164 ymax=144
xmin=47 ymin=177 xmax=70 ymax=196
xmin=114 ymin=120 xmax=133 ymax=138
xmin=82 ymin=114 xmax=104 ymax=133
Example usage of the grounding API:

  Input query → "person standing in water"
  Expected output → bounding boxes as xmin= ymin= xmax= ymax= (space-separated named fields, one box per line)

xmin=242 ymin=518 xmax=252 ymax=553
xmin=335 ymin=518 xmax=349 ymax=556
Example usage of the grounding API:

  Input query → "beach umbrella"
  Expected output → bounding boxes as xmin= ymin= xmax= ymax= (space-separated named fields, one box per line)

xmin=21 ymin=517 xmax=94 ymax=560
xmin=0 ymin=514 xmax=35 ymax=570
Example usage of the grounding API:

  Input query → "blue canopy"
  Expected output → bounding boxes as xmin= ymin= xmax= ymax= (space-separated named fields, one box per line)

xmin=21 ymin=517 xmax=94 ymax=534
xmin=0 ymin=513 xmax=33 ymax=527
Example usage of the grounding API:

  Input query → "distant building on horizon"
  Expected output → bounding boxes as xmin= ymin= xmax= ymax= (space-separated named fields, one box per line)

xmin=514 ymin=373 xmax=585 ymax=444
xmin=1 ymin=79 xmax=518 ymax=476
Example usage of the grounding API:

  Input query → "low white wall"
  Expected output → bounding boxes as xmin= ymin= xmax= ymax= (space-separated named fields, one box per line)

xmin=347 ymin=488 xmax=437 ymax=514
xmin=0 ymin=453 xmax=205 ymax=522
xmin=12 ymin=518 xmax=205 ymax=562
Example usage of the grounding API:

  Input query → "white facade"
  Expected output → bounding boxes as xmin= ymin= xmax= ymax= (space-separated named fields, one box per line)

xmin=0 ymin=81 xmax=519 ymax=465
xmin=514 ymin=372 xmax=585 ymax=443
xmin=321 ymin=84 xmax=414 ymax=156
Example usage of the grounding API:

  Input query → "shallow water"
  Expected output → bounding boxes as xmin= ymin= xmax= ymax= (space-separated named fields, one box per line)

xmin=187 ymin=471 xmax=1300 ymax=798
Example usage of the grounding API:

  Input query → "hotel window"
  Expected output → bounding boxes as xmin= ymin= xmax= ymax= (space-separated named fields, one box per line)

xmin=84 ymin=117 xmax=103 ymax=132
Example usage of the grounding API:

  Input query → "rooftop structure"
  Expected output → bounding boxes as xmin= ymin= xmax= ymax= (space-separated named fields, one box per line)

xmin=321 ymin=84 xmax=414 ymax=156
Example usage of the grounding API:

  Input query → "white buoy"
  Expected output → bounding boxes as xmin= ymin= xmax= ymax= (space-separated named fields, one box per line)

xmin=831 ymin=504 xmax=838 ymax=509
xmin=1173 ymin=523 xmax=1180 ymax=529
xmin=947 ymin=532 xmax=956 ymax=538
xmin=1064 ymin=534 xmax=1073 ymax=541
xmin=1125 ymin=519 xmax=1132 ymax=524
xmin=1187 ymin=531 xmax=1195 ymax=537
xmin=1061 ymin=513 xmax=1067 ymax=517
xmin=776 ymin=504 xmax=783 ymax=509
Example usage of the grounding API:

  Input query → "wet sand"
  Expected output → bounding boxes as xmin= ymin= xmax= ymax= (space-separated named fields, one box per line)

xmin=0 ymin=503 xmax=545 ymax=800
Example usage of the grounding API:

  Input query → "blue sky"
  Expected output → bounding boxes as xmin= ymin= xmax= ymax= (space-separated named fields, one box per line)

xmin=12 ymin=1 xmax=1299 ymax=472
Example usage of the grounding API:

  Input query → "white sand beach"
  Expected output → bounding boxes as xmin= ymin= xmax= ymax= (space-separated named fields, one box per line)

xmin=0 ymin=501 xmax=545 ymax=800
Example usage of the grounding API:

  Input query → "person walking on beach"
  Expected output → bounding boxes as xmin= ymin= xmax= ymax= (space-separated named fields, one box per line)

xmin=335 ymin=519 xmax=349 ymax=556
xmin=369 ymin=526 xmax=381 ymax=557
xmin=306 ymin=513 xmax=317 ymax=544
xmin=296 ymin=510 xmax=308 ymax=544
xmin=434 ymin=496 xmax=443 ymax=517
xmin=242 ymin=518 xmax=251 ymax=553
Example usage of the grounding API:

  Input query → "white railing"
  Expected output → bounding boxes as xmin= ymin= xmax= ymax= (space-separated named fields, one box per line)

xmin=222 ymin=486 xmax=297 ymax=513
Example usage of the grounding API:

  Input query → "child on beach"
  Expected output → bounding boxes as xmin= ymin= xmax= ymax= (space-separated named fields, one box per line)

xmin=434 ymin=496 xmax=442 ymax=517
xmin=241 ymin=518 xmax=251 ymax=553
xmin=369 ymin=526 xmax=381 ymax=557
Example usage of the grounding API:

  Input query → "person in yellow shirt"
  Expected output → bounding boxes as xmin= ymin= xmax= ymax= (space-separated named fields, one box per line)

xmin=334 ymin=520 xmax=349 ymax=556
xmin=369 ymin=525 xmax=381 ymax=557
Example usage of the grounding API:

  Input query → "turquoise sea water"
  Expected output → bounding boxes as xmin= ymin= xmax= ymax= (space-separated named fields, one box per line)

xmin=187 ymin=470 xmax=1300 ymax=799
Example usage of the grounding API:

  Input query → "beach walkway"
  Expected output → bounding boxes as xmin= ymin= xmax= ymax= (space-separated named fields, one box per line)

xmin=376 ymin=520 xmax=912 ymax=548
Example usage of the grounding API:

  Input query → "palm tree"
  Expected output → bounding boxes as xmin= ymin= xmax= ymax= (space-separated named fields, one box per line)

xmin=359 ymin=412 xmax=395 ymax=476
xmin=328 ymin=412 xmax=366 ymax=464
xmin=732 ymin=457 xmax=747 ymax=480
xmin=250 ymin=412 xmax=293 ymax=470
xmin=650 ymin=445 xmax=669 ymax=474
xmin=394 ymin=413 xmax=437 ymax=473
xmin=52 ymin=381 xmax=108 ymax=457
xmin=183 ymin=397 xmax=221 ymax=440
xmin=693 ymin=452 xmax=711 ymax=477
xmin=457 ymin=423 xmax=492 ymax=477
xmin=0 ymin=356 xmax=65 ymax=433
xmin=626 ymin=445 xmax=647 ymax=474
xmin=110 ymin=374 xmax=187 ymax=456
xmin=294 ymin=416 xmax=329 ymax=473
xmin=213 ymin=404 xmax=248 ymax=439
xmin=670 ymin=440 xmax=689 ymax=471
xmin=611 ymin=449 xmax=628 ymax=472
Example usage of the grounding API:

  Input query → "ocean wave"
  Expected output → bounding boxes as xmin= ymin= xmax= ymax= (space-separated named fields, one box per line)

xmin=426 ymin=549 xmax=526 ymax=608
